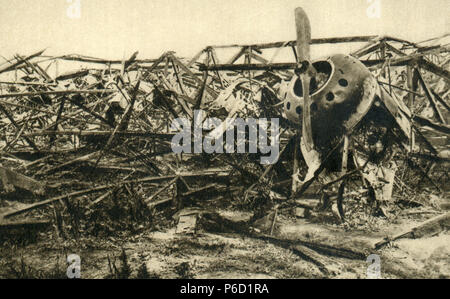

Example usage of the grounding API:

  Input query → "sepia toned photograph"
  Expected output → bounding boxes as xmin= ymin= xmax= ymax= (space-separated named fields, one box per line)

xmin=0 ymin=0 xmax=448 ymax=283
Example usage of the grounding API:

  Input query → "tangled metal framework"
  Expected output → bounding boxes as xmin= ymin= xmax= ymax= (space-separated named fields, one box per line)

xmin=0 ymin=33 xmax=448 ymax=225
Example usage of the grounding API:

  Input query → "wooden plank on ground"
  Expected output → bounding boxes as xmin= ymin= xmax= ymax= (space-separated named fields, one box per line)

xmin=0 ymin=166 xmax=46 ymax=195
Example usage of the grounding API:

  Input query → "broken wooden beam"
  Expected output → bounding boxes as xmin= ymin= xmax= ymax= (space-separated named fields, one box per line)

xmin=145 ymin=177 xmax=178 ymax=204
xmin=374 ymin=212 xmax=450 ymax=249
xmin=1 ymin=170 xmax=230 ymax=219
xmin=0 ymin=49 xmax=46 ymax=74
xmin=417 ymin=58 xmax=450 ymax=84
xmin=43 ymin=54 xmax=158 ymax=65
xmin=250 ymin=232 xmax=366 ymax=260
xmin=56 ymin=69 xmax=90 ymax=81
xmin=199 ymin=55 xmax=421 ymax=71
xmin=168 ymin=53 xmax=218 ymax=98
xmin=413 ymin=115 xmax=450 ymax=135
xmin=210 ymin=35 xmax=377 ymax=49
xmin=199 ymin=62 xmax=297 ymax=72
xmin=0 ymin=89 xmax=115 ymax=99
xmin=0 ymin=219 xmax=51 ymax=230
xmin=0 ymin=104 xmax=40 ymax=151
xmin=431 ymin=88 xmax=450 ymax=112
xmin=21 ymin=130 xmax=175 ymax=139
xmin=0 ymin=166 xmax=46 ymax=195
xmin=415 ymin=68 xmax=446 ymax=124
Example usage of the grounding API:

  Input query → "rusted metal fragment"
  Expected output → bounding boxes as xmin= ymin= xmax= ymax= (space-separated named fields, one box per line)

xmin=0 ymin=166 xmax=45 ymax=195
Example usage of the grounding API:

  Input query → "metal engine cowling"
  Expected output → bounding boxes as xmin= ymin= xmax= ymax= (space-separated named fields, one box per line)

xmin=283 ymin=54 xmax=378 ymax=153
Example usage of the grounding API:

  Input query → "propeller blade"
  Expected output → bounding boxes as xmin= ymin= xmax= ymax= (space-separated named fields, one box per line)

xmin=301 ymin=73 xmax=314 ymax=150
xmin=295 ymin=7 xmax=314 ymax=151
xmin=295 ymin=7 xmax=311 ymax=63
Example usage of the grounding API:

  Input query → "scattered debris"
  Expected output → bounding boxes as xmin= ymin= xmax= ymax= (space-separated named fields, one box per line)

xmin=0 ymin=9 xmax=448 ymax=278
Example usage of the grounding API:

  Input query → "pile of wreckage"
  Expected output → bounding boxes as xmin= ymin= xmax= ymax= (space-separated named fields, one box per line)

xmin=0 ymin=34 xmax=449 ymax=241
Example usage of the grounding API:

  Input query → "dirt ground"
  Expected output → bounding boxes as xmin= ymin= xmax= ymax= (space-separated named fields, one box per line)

xmin=0 ymin=202 xmax=448 ymax=279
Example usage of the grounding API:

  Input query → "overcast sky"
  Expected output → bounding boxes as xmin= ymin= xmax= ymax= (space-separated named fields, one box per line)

xmin=1 ymin=0 xmax=448 ymax=61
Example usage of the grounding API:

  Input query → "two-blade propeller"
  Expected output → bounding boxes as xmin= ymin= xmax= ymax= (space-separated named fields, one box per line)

xmin=295 ymin=7 xmax=315 ymax=152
